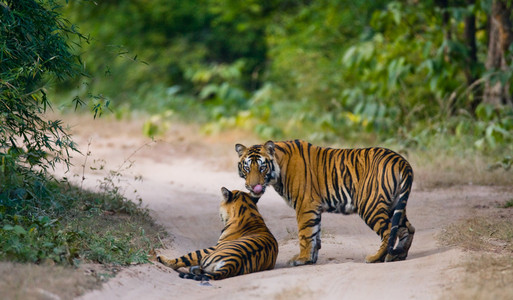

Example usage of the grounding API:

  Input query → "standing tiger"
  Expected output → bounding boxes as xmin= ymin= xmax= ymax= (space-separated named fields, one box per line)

xmin=235 ymin=139 xmax=415 ymax=266
xmin=157 ymin=187 xmax=278 ymax=281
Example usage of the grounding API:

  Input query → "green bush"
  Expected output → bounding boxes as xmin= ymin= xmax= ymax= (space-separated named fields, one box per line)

xmin=0 ymin=168 xmax=162 ymax=265
xmin=0 ymin=0 xmax=164 ymax=267
xmin=1 ymin=0 xmax=86 ymax=171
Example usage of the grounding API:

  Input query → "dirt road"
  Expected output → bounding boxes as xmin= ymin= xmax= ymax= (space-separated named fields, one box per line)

xmin=54 ymin=116 xmax=511 ymax=300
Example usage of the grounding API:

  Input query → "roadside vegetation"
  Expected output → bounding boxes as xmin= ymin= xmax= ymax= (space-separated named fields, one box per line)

xmin=1 ymin=1 xmax=163 ymax=298
xmin=0 ymin=167 xmax=164 ymax=298
xmin=0 ymin=167 xmax=163 ymax=266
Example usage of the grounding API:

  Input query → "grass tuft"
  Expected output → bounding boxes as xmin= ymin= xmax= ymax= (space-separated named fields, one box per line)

xmin=503 ymin=199 xmax=513 ymax=209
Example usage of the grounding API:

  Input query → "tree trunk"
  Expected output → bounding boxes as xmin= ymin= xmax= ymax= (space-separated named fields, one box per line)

xmin=464 ymin=0 xmax=481 ymax=111
xmin=464 ymin=0 xmax=477 ymax=85
xmin=483 ymin=0 xmax=513 ymax=106
xmin=436 ymin=0 xmax=452 ymax=61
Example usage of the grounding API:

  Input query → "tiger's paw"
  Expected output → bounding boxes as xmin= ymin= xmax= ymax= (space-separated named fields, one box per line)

xmin=365 ymin=253 xmax=386 ymax=263
xmin=156 ymin=254 xmax=177 ymax=269
xmin=384 ymin=250 xmax=407 ymax=262
xmin=287 ymin=255 xmax=314 ymax=267
xmin=156 ymin=255 xmax=166 ymax=264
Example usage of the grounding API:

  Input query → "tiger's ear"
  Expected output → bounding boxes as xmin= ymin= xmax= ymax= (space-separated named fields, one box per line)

xmin=235 ymin=144 xmax=247 ymax=157
xmin=264 ymin=140 xmax=275 ymax=156
xmin=221 ymin=187 xmax=232 ymax=202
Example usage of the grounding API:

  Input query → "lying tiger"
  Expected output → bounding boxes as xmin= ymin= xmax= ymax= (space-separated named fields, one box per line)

xmin=157 ymin=187 xmax=278 ymax=281
xmin=235 ymin=140 xmax=415 ymax=265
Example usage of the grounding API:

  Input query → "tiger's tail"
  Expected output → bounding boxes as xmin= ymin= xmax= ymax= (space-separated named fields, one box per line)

xmin=387 ymin=163 xmax=413 ymax=256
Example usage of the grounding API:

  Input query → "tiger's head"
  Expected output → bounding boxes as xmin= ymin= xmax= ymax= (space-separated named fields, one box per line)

xmin=219 ymin=187 xmax=259 ymax=226
xmin=235 ymin=141 xmax=280 ymax=198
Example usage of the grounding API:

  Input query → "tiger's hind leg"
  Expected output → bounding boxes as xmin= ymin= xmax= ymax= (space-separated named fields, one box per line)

xmin=365 ymin=221 xmax=391 ymax=263
xmin=365 ymin=232 xmax=390 ymax=263
xmin=157 ymin=247 xmax=216 ymax=270
xmin=157 ymin=254 xmax=181 ymax=269
xmin=384 ymin=171 xmax=414 ymax=262
xmin=385 ymin=218 xmax=415 ymax=262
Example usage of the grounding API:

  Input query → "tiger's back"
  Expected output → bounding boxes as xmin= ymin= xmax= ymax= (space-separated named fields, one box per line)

xmin=157 ymin=188 xmax=278 ymax=281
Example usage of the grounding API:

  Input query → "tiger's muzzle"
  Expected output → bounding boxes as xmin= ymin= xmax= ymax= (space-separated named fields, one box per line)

xmin=247 ymin=183 xmax=265 ymax=198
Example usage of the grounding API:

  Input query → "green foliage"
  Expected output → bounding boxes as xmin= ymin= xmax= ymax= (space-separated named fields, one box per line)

xmin=0 ymin=167 xmax=162 ymax=265
xmin=0 ymin=0 xmax=164 ymax=267
xmin=1 ymin=0 xmax=85 ymax=171
xmin=0 ymin=140 xmax=162 ymax=265
xmin=52 ymin=0 xmax=513 ymax=160
xmin=57 ymin=0 xmax=268 ymax=110
xmin=472 ymin=104 xmax=513 ymax=151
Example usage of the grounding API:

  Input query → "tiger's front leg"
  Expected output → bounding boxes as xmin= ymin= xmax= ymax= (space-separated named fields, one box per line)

xmin=288 ymin=208 xmax=322 ymax=266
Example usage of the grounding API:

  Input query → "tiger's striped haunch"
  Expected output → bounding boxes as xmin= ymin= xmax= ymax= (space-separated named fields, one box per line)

xmin=235 ymin=140 xmax=415 ymax=265
xmin=157 ymin=187 xmax=278 ymax=280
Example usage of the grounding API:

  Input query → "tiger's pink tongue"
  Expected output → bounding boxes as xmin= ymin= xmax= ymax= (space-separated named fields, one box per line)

xmin=253 ymin=184 xmax=263 ymax=194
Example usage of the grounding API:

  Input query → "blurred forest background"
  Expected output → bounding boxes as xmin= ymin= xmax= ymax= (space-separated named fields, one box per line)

xmin=51 ymin=0 xmax=513 ymax=161
xmin=1 ymin=0 xmax=512 ymax=272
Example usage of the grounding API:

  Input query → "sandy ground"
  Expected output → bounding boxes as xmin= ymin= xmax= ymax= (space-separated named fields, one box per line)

xmin=51 ymin=116 xmax=512 ymax=300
